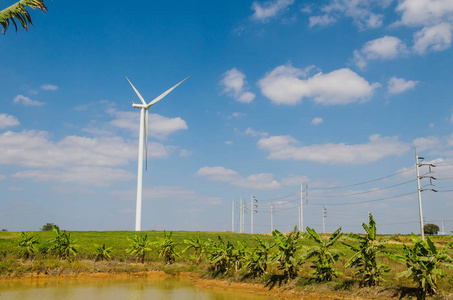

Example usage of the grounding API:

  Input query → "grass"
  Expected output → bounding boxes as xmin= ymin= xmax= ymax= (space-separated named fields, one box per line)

xmin=1 ymin=230 xmax=452 ymax=299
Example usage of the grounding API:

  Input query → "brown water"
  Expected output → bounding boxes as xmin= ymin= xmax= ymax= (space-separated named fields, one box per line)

xmin=0 ymin=277 xmax=277 ymax=300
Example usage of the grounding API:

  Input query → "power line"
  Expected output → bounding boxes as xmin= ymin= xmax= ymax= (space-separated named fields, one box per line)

xmin=308 ymin=167 xmax=415 ymax=190
xmin=259 ymin=191 xmax=300 ymax=202
xmin=437 ymin=189 xmax=453 ymax=193
xmin=309 ymin=179 xmax=416 ymax=198
xmin=309 ymin=191 xmax=417 ymax=206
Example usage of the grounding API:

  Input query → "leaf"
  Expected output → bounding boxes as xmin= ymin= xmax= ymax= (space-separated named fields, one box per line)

xmin=326 ymin=227 xmax=342 ymax=247
xmin=306 ymin=227 xmax=322 ymax=244
xmin=397 ymin=269 xmax=412 ymax=278
xmin=426 ymin=236 xmax=437 ymax=254
xmin=0 ymin=0 xmax=48 ymax=33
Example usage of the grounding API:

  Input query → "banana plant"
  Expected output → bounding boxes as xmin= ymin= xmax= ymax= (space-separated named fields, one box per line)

xmin=0 ymin=0 xmax=47 ymax=33
xmin=390 ymin=233 xmax=453 ymax=298
xmin=126 ymin=234 xmax=152 ymax=263
xmin=182 ymin=235 xmax=205 ymax=264
xmin=206 ymin=236 xmax=236 ymax=273
xmin=18 ymin=231 xmax=39 ymax=259
xmin=302 ymin=226 xmax=343 ymax=282
xmin=48 ymin=226 xmax=78 ymax=260
xmin=268 ymin=226 xmax=301 ymax=278
xmin=243 ymin=236 xmax=272 ymax=277
xmin=343 ymin=213 xmax=390 ymax=287
xmin=153 ymin=231 xmax=179 ymax=264
xmin=94 ymin=244 xmax=113 ymax=261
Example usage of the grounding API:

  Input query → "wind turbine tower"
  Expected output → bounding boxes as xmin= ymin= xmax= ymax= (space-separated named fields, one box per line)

xmin=126 ymin=76 xmax=189 ymax=231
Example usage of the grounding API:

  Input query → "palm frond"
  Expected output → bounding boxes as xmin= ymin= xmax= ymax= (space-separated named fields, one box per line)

xmin=0 ymin=0 xmax=47 ymax=34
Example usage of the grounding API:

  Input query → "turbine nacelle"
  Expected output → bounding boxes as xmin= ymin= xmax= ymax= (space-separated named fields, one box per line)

xmin=131 ymin=103 xmax=149 ymax=109
xmin=126 ymin=76 xmax=189 ymax=109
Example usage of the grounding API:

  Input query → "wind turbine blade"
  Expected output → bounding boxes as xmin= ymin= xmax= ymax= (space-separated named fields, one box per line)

xmin=145 ymin=109 xmax=149 ymax=171
xmin=147 ymin=76 xmax=189 ymax=108
xmin=125 ymin=76 xmax=147 ymax=105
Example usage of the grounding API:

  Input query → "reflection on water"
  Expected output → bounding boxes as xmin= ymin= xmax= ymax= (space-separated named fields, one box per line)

xmin=0 ymin=277 xmax=276 ymax=300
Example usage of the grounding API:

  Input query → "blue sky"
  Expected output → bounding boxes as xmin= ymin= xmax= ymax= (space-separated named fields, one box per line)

xmin=1 ymin=0 xmax=453 ymax=234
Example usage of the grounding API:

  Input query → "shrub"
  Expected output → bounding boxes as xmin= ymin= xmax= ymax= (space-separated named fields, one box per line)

xmin=41 ymin=223 xmax=59 ymax=231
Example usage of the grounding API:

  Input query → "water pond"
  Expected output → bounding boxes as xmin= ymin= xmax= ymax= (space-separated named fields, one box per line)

xmin=0 ymin=276 xmax=277 ymax=300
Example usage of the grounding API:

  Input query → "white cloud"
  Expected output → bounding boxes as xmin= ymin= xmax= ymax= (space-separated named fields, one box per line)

xmin=258 ymin=64 xmax=379 ymax=105
xmin=0 ymin=130 xmax=141 ymax=168
xmin=13 ymin=95 xmax=44 ymax=107
xmin=281 ymin=175 xmax=310 ymax=186
xmin=0 ymin=114 xmax=20 ymax=129
xmin=309 ymin=0 xmax=386 ymax=30
xmin=230 ymin=112 xmax=247 ymax=119
xmin=179 ymin=149 xmax=190 ymax=157
xmin=387 ymin=77 xmax=419 ymax=94
xmin=52 ymin=186 xmax=96 ymax=195
xmin=251 ymin=0 xmax=294 ymax=22
xmin=311 ymin=117 xmax=323 ymax=126
xmin=233 ymin=173 xmax=281 ymax=190
xmin=257 ymin=134 xmax=409 ymax=164
xmin=197 ymin=166 xmax=281 ymax=190
xmin=0 ymin=129 xmax=176 ymax=186
xmin=353 ymin=36 xmax=407 ymax=69
xmin=413 ymin=23 xmax=452 ymax=54
xmin=109 ymin=110 xmax=188 ymax=139
xmin=244 ymin=127 xmax=269 ymax=137
xmin=224 ymin=141 xmax=234 ymax=145
xmin=395 ymin=0 xmax=453 ymax=27
xmin=221 ymin=68 xmax=256 ymax=104
xmin=12 ymin=167 xmax=134 ymax=187
xmin=362 ymin=36 xmax=406 ymax=59
xmin=197 ymin=166 xmax=240 ymax=182
xmin=111 ymin=186 xmax=222 ymax=206
xmin=41 ymin=84 xmax=58 ymax=91
xmin=309 ymin=15 xmax=337 ymax=27
xmin=0 ymin=174 xmax=6 ymax=180
xmin=413 ymin=136 xmax=441 ymax=151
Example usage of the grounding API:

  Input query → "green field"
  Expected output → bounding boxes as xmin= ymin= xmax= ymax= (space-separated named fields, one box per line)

xmin=1 ymin=229 xmax=452 ymax=299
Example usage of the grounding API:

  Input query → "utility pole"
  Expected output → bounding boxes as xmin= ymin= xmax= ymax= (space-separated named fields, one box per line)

xmin=415 ymin=147 xmax=425 ymax=241
xmin=441 ymin=218 xmax=445 ymax=235
xmin=239 ymin=197 xmax=243 ymax=233
xmin=271 ymin=203 xmax=274 ymax=233
xmin=232 ymin=199 xmax=234 ymax=233
xmin=251 ymin=195 xmax=258 ymax=234
xmin=300 ymin=183 xmax=304 ymax=232
xmin=415 ymin=147 xmax=438 ymax=241
xmin=251 ymin=194 xmax=254 ymax=234
xmin=322 ymin=206 xmax=327 ymax=234
xmin=242 ymin=198 xmax=246 ymax=233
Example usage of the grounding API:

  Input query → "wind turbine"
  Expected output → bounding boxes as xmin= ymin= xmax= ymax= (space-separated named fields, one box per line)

xmin=126 ymin=75 xmax=189 ymax=231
